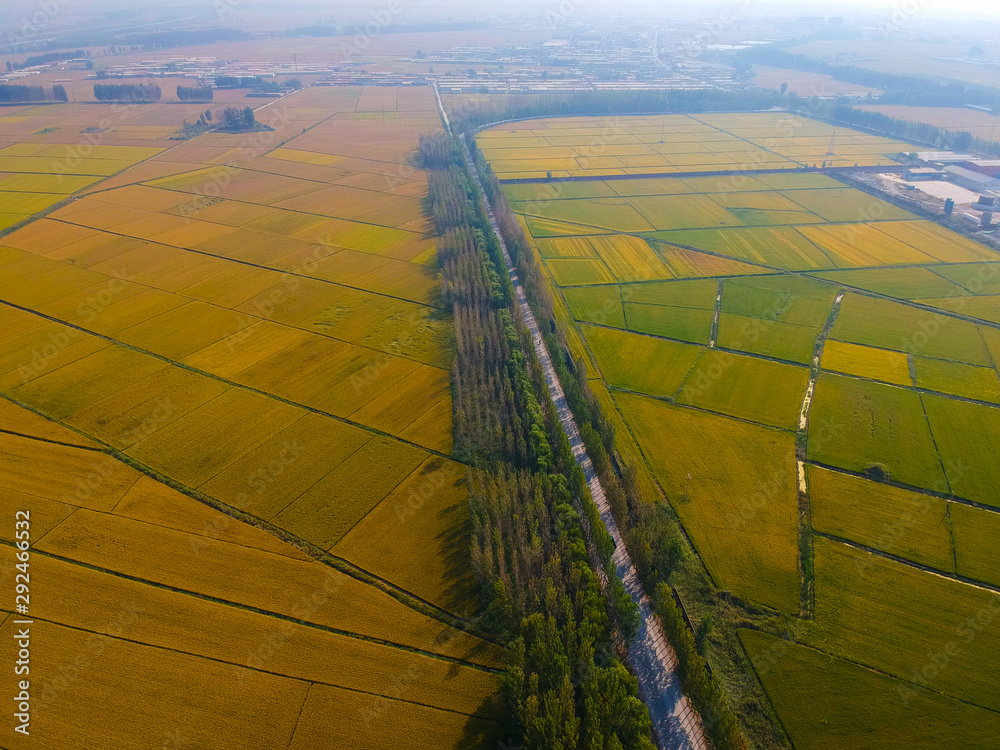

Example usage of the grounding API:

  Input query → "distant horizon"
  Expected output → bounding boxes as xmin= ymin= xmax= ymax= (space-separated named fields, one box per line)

xmin=3 ymin=0 xmax=1000 ymax=25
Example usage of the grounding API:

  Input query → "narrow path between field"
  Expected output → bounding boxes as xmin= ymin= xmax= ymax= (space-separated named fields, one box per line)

xmin=708 ymin=280 xmax=723 ymax=347
xmin=460 ymin=135 xmax=707 ymax=750
xmin=795 ymin=290 xmax=844 ymax=618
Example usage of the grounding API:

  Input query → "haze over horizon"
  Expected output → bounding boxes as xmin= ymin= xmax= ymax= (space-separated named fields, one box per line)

xmin=4 ymin=0 xmax=1000 ymax=23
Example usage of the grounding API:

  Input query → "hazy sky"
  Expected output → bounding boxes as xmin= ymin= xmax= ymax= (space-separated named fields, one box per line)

xmin=3 ymin=0 xmax=1000 ymax=24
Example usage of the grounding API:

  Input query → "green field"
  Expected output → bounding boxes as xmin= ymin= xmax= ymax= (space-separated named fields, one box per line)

xmin=676 ymin=350 xmax=808 ymax=429
xmin=623 ymin=302 xmax=713 ymax=343
xmin=951 ymin=503 xmax=1000 ymax=586
xmin=582 ymin=325 xmax=701 ymax=398
xmin=830 ymin=293 xmax=992 ymax=367
xmin=809 ymin=466 xmax=952 ymax=570
xmin=807 ymin=538 xmax=1000 ymax=713
xmin=717 ymin=314 xmax=821 ymax=364
xmin=740 ymin=629 xmax=1000 ymax=750
xmin=922 ymin=394 xmax=1000 ymax=506
xmin=616 ymin=392 xmax=800 ymax=613
xmin=563 ymin=285 xmax=626 ymax=327
xmin=807 ymin=373 xmax=945 ymax=489
xmin=913 ymin=356 xmax=1000 ymax=403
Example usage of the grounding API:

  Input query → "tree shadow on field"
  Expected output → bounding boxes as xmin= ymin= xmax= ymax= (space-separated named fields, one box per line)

xmin=458 ymin=695 xmax=503 ymax=750
xmin=433 ymin=469 xmax=480 ymax=617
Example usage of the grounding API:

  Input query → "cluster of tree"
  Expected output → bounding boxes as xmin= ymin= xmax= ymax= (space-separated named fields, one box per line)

xmin=178 ymin=109 xmax=214 ymax=139
xmin=220 ymin=106 xmax=256 ymax=131
xmin=215 ymin=76 xmax=265 ymax=89
xmin=427 ymin=131 xmax=654 ymax=749
xmin=797 ymin=99 xmax=1000 ymax=159
xmin=6 ymin=50 xmax=86 ymax=71
xmin=419 ymin=133 xmax=462 ymax=169
xmin=473 ymin=134 xmax=749 ymax=750
xmin=735 ymin=45 xmax=1000 ymax=109
xmin=255 ymin=79 xmax=282 ymax=93
xmin=430 ymin=160 xmax=549 ymax=470
xmin=56 ymin=28 xmax=247 ymax=52
xmin=93 ymin=83 xmax=161 ymax=102
xmin=291 ymin=21 xmax=486 ymax=37
xmin=0 ymin=85 xmax=66 ymax=103
xmin=176 ymin=86 xmax=213 ymax=101
xmin=450 ymin=89 xmax=782 ymax=133
xmin=473 ymin=469 xmax=653 ymax=749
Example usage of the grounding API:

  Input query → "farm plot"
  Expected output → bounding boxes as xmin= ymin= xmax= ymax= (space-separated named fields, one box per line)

xmin=922 ymin=395 xmax=1000 ymax=507
xmin=479 ymin=112 xmax=908 ymax=178
xmin=798 ymin=224 xmax=937 ymax=267
xmin=616 ymin=392 xmax=801 ymax=613
xmin=623 ymin=302 xmax=713 ymax=343
xmin=588 ymin=234 xmax=672 ymax=281
xmin=821 ymin=340 xmax=913 ymax=386
xmin=722 ymin=274 xmax=838 ymax=327
xmin=913 ymin=356 xmax=1000 ymax=403
xmin=623 ymin=278 xmax=719 ymax=308
xmin=950 ymin=503 xmax=1000 ymax=587
xmin=808 ymin=466 xmax=953 ymax=570
xmin=717 ymin=314 xmax=821 ymax=364
xmin=830 ymin=293 xmax=993 ymax=367
xmin=780 ymin=188 xmax=914 ymax=223
xmin=582 ymin=325 xmax=702 ymax=398
xmin=804 ymin=537 xmax=1000 ymax=713
xmin=740 ymin=629 xmax=1000 ymax=750
xmin=916 ymin=294 xmax=1000 ymax=325
xmin=675 ymin=350 xmax=809 ymax=429
xmin=811 ymin=266 xmax=969 ymax=299
xmin=807 ymin=373 xmax=945 ymax=490
xmin=512 ymin=197 xmax=655 ymax=232
xmin=663 ymin=226 xmax=832 ymax=269
xmin=562 ymin=285 xmax=626 ymax=327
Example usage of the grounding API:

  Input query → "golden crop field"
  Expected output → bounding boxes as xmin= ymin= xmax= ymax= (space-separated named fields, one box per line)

xmin=479 ymin=112 xmax=912 ymax=179
xmin=0 ymin=83 xmax=503 ymax=750
xmin=486 ymin=110 xmax=1000 ymax=750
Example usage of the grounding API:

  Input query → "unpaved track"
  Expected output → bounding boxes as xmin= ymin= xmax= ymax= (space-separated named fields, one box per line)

xmin=459 ymin=133 xmax=707 ymax=750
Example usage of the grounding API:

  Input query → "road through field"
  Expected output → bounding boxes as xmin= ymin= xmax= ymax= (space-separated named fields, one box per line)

xmin=458 ymin=129 xmax=707 ymax=750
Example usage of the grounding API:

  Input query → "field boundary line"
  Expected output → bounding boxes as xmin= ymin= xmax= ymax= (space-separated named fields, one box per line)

xmin=0 ymin=424 xmax=105 ymax=453
xmin=9 ymin=542 xmax=500 ymax=673
xmin=1 ymin=609 xmax=497 ymax=719
xmin=44 ymin=215 xmax=444 ymax=311
xmin=0 ymin=299 xmax=461 ymax=463
xmin=917 ymin=391 xmax=955 ymax=496
xmin=286 ymin=683 xmax=313 ymax=750
xmin=740 ymin=623 xmax=1000 ymax=718
xmin=813 ymin=531 xmax=1000 ymax=595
